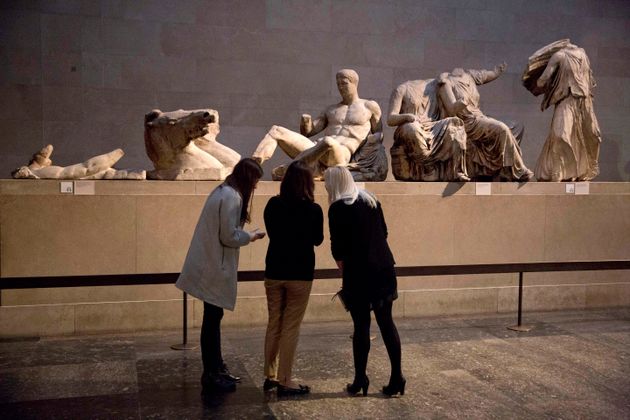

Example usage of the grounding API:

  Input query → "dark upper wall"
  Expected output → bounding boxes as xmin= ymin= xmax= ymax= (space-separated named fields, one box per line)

xmin=1 ymin=0 xmax=629 ymax=180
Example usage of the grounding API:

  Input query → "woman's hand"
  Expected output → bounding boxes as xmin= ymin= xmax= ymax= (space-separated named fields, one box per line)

xmin=248 ymin=228 xmax=266 ymax=242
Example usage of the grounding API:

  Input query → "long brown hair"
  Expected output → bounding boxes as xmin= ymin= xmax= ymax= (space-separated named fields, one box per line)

xmin=280 ymin=161 xmax=315 ymax=202
xmin=224 ymin=158 xmax=263 ymax=224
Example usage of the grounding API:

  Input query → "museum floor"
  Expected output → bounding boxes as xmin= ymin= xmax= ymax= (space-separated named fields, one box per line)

xmin=1 ymin=308 xmax=628 ymax=419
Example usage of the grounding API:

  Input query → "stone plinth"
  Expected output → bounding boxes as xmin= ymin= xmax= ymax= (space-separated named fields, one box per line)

xmin=1 ymin=180 xmax=629 ymax=337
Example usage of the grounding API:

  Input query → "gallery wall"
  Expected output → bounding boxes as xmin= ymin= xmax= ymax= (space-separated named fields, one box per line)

xmin=1 ymin=0 xmax=629 ymax=180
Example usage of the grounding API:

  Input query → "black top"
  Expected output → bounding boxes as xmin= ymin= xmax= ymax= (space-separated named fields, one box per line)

xmin=263 ymin=196 xmax=324 ymax=280
xmin=328 ymin=198 xmax=396 ymax=306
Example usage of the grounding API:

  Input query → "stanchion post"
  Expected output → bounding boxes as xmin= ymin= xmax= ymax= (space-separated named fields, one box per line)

xmin=171 ymin=291 xmax=199 ymax=350
xmin=507 ymin=271 xmax=533 ymax=332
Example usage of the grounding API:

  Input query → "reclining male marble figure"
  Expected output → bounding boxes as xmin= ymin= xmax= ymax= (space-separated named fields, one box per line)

xmin=388 ymin=77 xmax=470 ymax=181
xmin=144 ymin=108 xmax=240 ymax=180
xmin=252 ymin=69 xmax=388 ymax=181
xmin=12 ymin=145 xmax=145 ymax=180
xmin=438 ymin=63 xmax=534 ymax=181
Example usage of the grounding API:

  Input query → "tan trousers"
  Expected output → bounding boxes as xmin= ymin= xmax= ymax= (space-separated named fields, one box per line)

xmin=263 ymin=279 xmax=312 ymax=386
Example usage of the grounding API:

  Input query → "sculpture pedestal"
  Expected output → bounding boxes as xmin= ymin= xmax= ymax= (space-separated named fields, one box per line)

xmin=1 ymin=180 xmax=629 ymax=337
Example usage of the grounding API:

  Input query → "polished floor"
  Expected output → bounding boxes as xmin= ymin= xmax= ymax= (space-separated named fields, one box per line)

xmin=1 ymin=308 xmax=629 ymax=419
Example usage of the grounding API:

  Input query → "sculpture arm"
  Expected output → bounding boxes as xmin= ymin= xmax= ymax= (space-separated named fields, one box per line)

xmin=366 ymin=100 xmax=383 ymax=134
xmin=387 ymin=86 xmax=415 ymax=126
xmin=470 ymin=62 xmax=507 ymax=85
xmin=536 ymin=53 xmax=561 ymax=90
xmin=438 ymin=78 xmax=467 ymax=117
xmin=300 ymin=111 xmax=327 ymax=137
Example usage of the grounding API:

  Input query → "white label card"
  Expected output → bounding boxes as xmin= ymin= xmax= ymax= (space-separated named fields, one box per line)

xmin=476 ymin=182 xmax=491 ymax=196
xmin=565 ymin=183 xmax=575 ymax=194
xmin=575 ymin=182 xmax=590 ymax=195
xmin=60 ymin=181 xmax=74 ymax=194
xmin=74 ymin=181 xmax=95 ymax=195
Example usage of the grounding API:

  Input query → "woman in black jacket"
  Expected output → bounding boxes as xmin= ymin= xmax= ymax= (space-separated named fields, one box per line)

xmin=263 ymin=161 xmax=324 ymax=396
xmin=324 ymin=166 xmax=404 ymax=397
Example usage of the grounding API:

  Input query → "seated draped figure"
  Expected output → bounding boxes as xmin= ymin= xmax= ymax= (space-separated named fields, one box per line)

xmin=12 ymin=144 xmax=145 ymax=180
xmin=388 ymin=78 xmax=470 ymax=181
xmin=437 ymin=63 xmax=533 ymax=181
xmin=144 ymin=108 xmax=240 ymax=180
xmin=252 ymin=69 xmax=388 ymax=181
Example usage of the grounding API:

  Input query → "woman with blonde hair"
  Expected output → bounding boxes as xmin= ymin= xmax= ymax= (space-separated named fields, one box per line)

xmin=324 ymin=166 xmax=405 ymax=397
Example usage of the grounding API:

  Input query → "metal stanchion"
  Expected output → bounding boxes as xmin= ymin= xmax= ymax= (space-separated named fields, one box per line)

xmin=171 ymin=291 xmax=199 ymax=350
xmin=507 ymin=272 xmax=533 ymax=332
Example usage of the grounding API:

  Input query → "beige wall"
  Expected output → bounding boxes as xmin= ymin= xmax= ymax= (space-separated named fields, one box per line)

xmin=1 ymin=180 xmax=629 ymax=336
xmin=1 ymin=1 xmax=630 ymax=181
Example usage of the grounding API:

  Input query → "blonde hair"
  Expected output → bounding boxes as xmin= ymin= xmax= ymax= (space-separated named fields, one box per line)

xmin=324 ymin=166 xmax=377 ymax=208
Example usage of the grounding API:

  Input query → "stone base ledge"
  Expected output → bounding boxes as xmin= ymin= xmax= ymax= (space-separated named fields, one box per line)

xmin=2 ymin=283 xmax=628 ymax=338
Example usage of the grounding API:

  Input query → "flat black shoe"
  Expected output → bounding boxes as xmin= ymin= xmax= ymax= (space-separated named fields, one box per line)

xmin=201 ymin=374 xmax=236 ymax=393
xmin=263 ymin=378 xmax=279 ymax=391
xmin=277 ymin=384 xmax=310 ymax=397
xmin=219 ymin=363 xmax=241 ymax=383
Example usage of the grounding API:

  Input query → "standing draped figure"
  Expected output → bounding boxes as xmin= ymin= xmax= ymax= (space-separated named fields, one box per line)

xmin=523 ymin=40 xmax=602 ymax=181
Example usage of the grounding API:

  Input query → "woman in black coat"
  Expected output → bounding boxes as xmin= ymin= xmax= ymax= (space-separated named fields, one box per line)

xmin=324 ymin=166 xmax=405 ymax=397
xmin=263 ymin=161 xmax=324 ymax=396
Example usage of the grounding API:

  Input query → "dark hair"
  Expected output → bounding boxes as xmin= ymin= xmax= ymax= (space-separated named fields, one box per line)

xmin=224 ymin=158 xmax=264 ymax=224
xmin=280 ymin=161 xmax=315 ymax=202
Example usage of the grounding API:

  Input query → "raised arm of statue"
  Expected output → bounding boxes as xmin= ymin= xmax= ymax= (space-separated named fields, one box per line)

xmin=387 ymin=85 xmax=416 ymax=127
xmin=470 ymin=62 xmax=507 ymax=85
xmin=300 ymin=111 xmax=327 ymax=137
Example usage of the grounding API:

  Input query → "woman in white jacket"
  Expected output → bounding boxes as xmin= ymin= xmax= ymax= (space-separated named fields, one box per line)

xmin=176 ymin=158 xmax=265 ymax=393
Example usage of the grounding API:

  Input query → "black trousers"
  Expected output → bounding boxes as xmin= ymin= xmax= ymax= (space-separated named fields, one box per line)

xmin=201 ymin=301 xmax=224 ymax=376
xmin=349 ymin=300 xmax=402 ymax=382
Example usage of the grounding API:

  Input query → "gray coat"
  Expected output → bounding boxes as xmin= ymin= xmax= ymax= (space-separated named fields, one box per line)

xmin=176 ymin=185 xmax=251 ymax=310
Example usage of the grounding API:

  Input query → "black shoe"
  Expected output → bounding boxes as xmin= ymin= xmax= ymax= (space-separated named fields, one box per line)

xmin=201 ymin=374 xmax=236 ymax=393
xmin=277 ymin=384 xmax=310 ymax=397
xmin=382 ymin=376 xmax=406 ymax=397
xmin=346 ymin=376 xmax=369 ymax=396
xmin=263 ymin=378 xmax=279 ymax=391
xmin=219 ymin=363 xmax=241 ymax=383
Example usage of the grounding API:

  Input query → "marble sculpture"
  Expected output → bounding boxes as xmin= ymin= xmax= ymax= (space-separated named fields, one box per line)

xmin=388 ymin=78 xmax=470 ymax=181
xmin=144 ymin=108 xmax=240 ymax=180
xmin=438 ymin=64 xmax=534 ymax=181
xmin=523 ymin=39 xmax=602 ymax=182
xmin=252 ymin=69 xmax=388 ymax=181
xmin=12 ymin=145 xmax=146 ymax=180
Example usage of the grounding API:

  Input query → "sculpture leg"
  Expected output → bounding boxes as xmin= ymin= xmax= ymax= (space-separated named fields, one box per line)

xmin=58 ymin=149 xmax=124 ymax=179
xmin=28 ymin=144 xmax=54 ymax=170
xmin=440 ymin=118 xmax=469 ymax=181
xmin=397 ymin=122 xmax=432 ymax=163
xmin=535 ymin=101 xmax=577 ymax=181
xmin=293 ymin=136 xmax=351 ymax=167
xmin=580 ymin=98 xmax=602 ymax=181
xmin=252 ymin=125 xmax=314 ymax=164
xmin=471 ymin=117 xmax=533 ymax=181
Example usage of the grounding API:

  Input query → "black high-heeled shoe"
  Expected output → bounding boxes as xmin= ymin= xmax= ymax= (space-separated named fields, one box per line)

xmin=382 ymin=376 xmax=406 ymax=397
xmin=346 ymin=376 xmax=369 ymax=396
